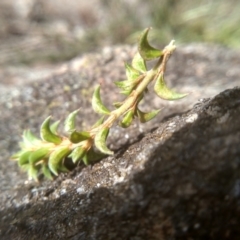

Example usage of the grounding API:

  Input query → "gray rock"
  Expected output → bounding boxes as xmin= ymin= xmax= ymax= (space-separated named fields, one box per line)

xmin=0 ymin=44 xmax=240 ymax=239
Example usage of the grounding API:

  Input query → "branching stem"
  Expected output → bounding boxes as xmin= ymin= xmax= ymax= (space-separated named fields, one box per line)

xmin=12 ymin=28 xmax=186 ymax=181
xmin=90 ymin=40 xmax=175 ymax=136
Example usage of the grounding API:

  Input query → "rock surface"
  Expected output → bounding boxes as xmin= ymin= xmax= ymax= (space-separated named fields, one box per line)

xmin=0 ymin=44 xmax=240 ymax=239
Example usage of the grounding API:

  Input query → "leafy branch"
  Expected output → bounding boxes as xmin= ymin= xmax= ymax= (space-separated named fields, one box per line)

xmin=12 ymin=28 xmax=187 ymax=181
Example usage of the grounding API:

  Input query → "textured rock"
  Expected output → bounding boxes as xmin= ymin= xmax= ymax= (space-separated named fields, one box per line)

xmin=0 ymin=44 xmax=240 ymax=239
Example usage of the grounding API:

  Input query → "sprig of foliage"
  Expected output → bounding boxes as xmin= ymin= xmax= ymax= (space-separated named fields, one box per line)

xmin=12 ymin=28 xmax=187 ymax=181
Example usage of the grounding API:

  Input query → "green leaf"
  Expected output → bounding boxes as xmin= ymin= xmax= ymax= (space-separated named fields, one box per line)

xmin=20 ymin=163 xmax=30 ymax=171
xmin=114 ymin=80 xmax=129 ymax=89
xmin=113 ymin=101 xmax=123 ymax=108
xmin=114 ymin=75 xmax=144 ymax=96
xmin=40 ymin=116 xmax=62 ymax=144
xmin=114 ymin=79 xmax=136 ymax=89
xmin=138 ymin=28 xmax=163 ymax=60
xmin=64 ymin=109 xmax=79 ymax=133
xmin=82 ymin=155 xmax=90 ymax=165
xmin=18 ymin=151 xmax=31 ymax=166
xmin=11 ymin=150 xmax=25 ymax=160
xmin=42 ymin=164 xmax=53 ymax=180
xmin=70 ymin=146 xmax=87 ymax=163
xmin=58 ymin=164 xmax=70 ymax=173
xmin=82 ymin=147 xmax=105 ymax=165
xmin=29 ymin=148 xmax=49 ymax=164
xmin=48 ymin=147 xmax=71 ymax=175
xmin=70 ymin=130 xmax=90 ymax=143
xmin=92 ymin=86 xmax=110 ymax=115
xmin=28 ymin=165 xmax=39 ymax=181
xmin=154 ymin=73 xmax=188 ymax=100
xmin=23 ymin=130 xmax=39 ymax=142
xmin=22 ymin=130 xmax=41 ymax=147
xmin=94 ymin=127 xmax=113 ymax=155
xmin=50 ymin=120 xmax=61 ymax=135
xmin=132 ymin=52 xmax=147 ymax=73
xmin=137 ymin=108 xmax=161 ymax=123
xmin=121 ymin=89 xmax=132 ymax=96
xmin=119 ymin=110 xmax=134 ymax=128
xmin=91 ymin=116 xmax=105 ymax=128
xmin=125 ymin=62 xmax=140 ymax=81
xmin=114 ymin=80 xmax=135 ymax=95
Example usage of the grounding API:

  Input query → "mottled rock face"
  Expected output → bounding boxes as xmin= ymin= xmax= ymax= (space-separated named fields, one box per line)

xmin=0 ymin=44 xmax=240 ymax=239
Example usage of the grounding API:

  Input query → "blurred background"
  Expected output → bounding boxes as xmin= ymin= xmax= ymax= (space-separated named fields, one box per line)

xmin=0 ymin=0 xmax=239 ymax=66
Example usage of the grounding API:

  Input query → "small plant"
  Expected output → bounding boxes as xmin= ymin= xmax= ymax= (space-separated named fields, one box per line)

xmin=12 ymin=28 xmax=187 ymax=181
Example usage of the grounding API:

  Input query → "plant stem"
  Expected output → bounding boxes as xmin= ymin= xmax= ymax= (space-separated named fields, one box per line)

xmin=90 ymin=40 xmax=176 ymax=136
xmin=46 ymin=40 xmax=176 ymax=151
